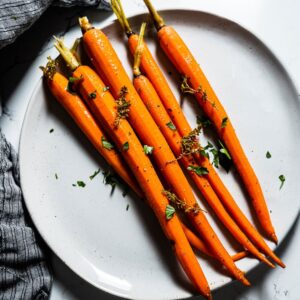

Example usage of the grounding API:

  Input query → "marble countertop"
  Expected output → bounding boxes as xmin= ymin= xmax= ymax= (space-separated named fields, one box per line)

xmin=0 ymin=0 xmax=299 ymax=299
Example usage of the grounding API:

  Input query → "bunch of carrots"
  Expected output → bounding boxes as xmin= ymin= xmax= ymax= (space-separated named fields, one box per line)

xmin=41 ymin=0 xmax=285 ymax=298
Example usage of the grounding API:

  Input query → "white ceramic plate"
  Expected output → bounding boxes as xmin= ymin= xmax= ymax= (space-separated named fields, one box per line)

xmin=19 ymin=9 xmax=300 ymax=300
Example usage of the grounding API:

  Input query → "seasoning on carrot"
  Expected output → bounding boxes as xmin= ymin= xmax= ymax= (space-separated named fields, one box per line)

xmin=131 ymin=23 xmax=274 ymax=269
xmin=40 ymin=57 xmax=141 ymax=196
xmin=143 ymin=0 xmax=278 ymax=244
xmin=77 ymin=18 xmax=250 ymax=285
xmin=53 ymin=42 xmax=212 ymax=298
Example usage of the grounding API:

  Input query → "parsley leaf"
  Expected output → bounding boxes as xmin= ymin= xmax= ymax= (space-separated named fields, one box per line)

xmin=89 ymin=91 xmax=97 ymax=99
xmin=77 ymin=181 xmax=86 ymax=188
xmin=221 ymin=117 xmax=228 ymax=128
xmin=166 ymin=121 xmax=176 ymax=131
xmin=143 ymin=145 xmax=154 ymax=155
xmin=279 ymin=175 xmax=285 ymax=189
xmin=101 ymin=136 xmax=114 ymax=150
xmin=55 ymin=173 xmax=58 ymax=179
xmin=266 ymin=151 xmax=271 ymax=159
xmin=187 ymin=165 xmax=209 ymax=176
xmin=126 ymin=204 xmax=130 ymax=211
xmin=122 ymin=141 xmax=129 ymax=151
xmin=103 ymin=170 xmax=118 ymax=194
xmin=165 ymin=204 xmax=175 ymax=220
xmin=196 ymin=116 xmax=212 ymax=128
xmin=89 ymin=168 xmax=101 ymax=180
xmin=211 ymin=148 xmax=220 ymax=168
xmin=49 ymin=128 xmax=54 ymax=133
xmin=218 ymin=140 xmax=231 ymax=160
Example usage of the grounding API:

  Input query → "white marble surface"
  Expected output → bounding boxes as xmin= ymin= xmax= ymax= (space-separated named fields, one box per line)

xmin=0 ymin=0 xmax=299 ymax=299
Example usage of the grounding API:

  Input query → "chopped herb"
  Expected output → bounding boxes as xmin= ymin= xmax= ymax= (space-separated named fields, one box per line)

xmin=88 ymin=91 xmax=97 ymax=99
xmin=114 ymin=86 xmax=130 ymax=128
xmin=72 ymin=184 xmax=76 ymax=187
xmin=103 ymin=86 xmax=110 ymax=92
xmin=218 ymin=140 xmax=231 ymax=160
xmin=103 ymin=170 xmax=118 ymax=194
xmin=77 ymin=181 xmax=86 ymax=188
xmin=196 ymin=116 xmax=211 ymax=128
xmin=221 ymin=117 xmax=228 ymax=128
xmin=67 ymin=76 xmax=81 ymax=94
xmin=211 ymin=148 xmax=220 ymax=168
xmin=143 ymin=145 xmax=154 ymax=155
xmin=187 ymin=165 xmax=209 ymax=176
xmin=166 ymin=121 xmax=176 ymax=131
xmin=89 ymin=168 xmax=101 ymax=180
xmin=204 ymin=141 xmax=214 ymax=150
xmin=49 ymin=128 xmax=54 ymax=133
xmin=165 ymin=204 xmax=175 ymax=220
xmin=126 ymin=204 xmax=130 ymax=211
xmin=55 ymin=173 xmax=58 ymax=179
xmin=200 ymin=148 xmax=209 ymax=158
xmin=266 ymin=151 xmax=272 ymax=159
xmin=279 ymin=175 xmax=285 ymax=189
xmin=101 ymin=136 xmax=114 ymax=150
xmin=122 ymin=141 xmax=129 ymax=151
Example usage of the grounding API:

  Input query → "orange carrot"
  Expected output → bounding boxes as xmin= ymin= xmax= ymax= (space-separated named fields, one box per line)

xmin=131 ymin=24 xmax=274 ymax=269
xmin=78 ymin=18 xmax=250 ymax=285
xmin=54 ymin=44 xmax=212 ymax=298
xmin=181 ymin=222 xmax=248 ymax=262
xmin=143 ymin=0 xmax=277 ymax=244
xmin=111 ymin=1 xmax=284 ymax=267
xmin=41 ymin=58 xmax=141 ymax=195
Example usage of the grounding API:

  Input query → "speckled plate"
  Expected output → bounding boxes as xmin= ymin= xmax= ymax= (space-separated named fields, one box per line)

xmin=19 ymin=9 xmax=300 ymax=300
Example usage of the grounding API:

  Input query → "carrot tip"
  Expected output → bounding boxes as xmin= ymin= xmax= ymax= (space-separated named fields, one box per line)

xmin=262 ymin=257 xmax=276 ymax=269
xmin=270 ymin=233 xmax=278 ymax=244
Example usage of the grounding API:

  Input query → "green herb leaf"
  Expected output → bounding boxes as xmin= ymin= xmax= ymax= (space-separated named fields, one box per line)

xmin=72 ymin=184 xmax=76 ymax=187
xmin=101 ymin=136 xmax=114 ymax=150
xmin=187 ymin=165 xmax=209 ymax=176
xmin=103 ymin=86 xmax=110 ymax=92
xmin=143 ymin=145 xmax=154 ymax=155
xmin=49 ymin=128 xmax=54 ymax=133
xmin=221 ymin=117 xmax=228 ymax=128
xmin=210 ymin=148 xmax=220 ymax=168
xmin=89 ymin=168 xmax=101 ymax=180
xmin=67 ymin=76 xmax=81 ymax=94
xmin=166 ymin=121 xmax=176 ymax=131
xmin=122 ymin=141 xmax=129 ymax=151
xmin=165 ymin=204 xmax=175 ymax=220
xmin=77 ymin=181 xmax=86 ymax=188
xmin=55 ymin=173 xmax=58 ymax=179
xmin=204 ymin=141 xmax=214 ymax=150
xmin=126 ymin=204 xmax=130 ymax=211
xmin=266 ymin=151 xmax=271 ymax=159
xmin=200 ymin=149 xmax=209 ymax=158
xmin=218 ymin=140 xmax=231 ymax=160
xmin=103 ymin=170 xmax=118 ymax=194
xmin=196 ymin=116 xmax=212 ymax=128
xmin=279 ymin=175 xmax=285 ymax=189
xmin=89 ymin=91 xmax=97 ymax=99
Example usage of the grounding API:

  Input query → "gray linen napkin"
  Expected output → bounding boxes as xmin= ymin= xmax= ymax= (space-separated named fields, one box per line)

xmin=0 ymin=0 xmax=110 ymax=49
xmin=0 ymin=1 xmax=110 ymax=299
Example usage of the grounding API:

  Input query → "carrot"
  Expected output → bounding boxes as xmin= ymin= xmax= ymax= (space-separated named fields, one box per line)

xmin=143 ymin=0 xmax=277 ymax=244
xmin=111 ymin=1 xmax=284 ymax=268
xmin=131 ymin=24 xmax=274 ymax=269
xmin=53 ymin=44 xmax=212 ymax=298
xmin=181 ymin=222 xmax=248 ymax=262
xmin=40 ymin=58 xmax=141 ymax=196
xmin=78 ymin=17 xmax=250 ymax=285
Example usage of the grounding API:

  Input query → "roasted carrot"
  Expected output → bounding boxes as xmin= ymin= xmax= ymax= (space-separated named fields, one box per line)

xmin=40 ymin=58 xmax=141 ymax=195
xmin=143 ymin=0 xmax=277 ymax=244
xmin=53 ymin=44 xmax=212 ymax=298
xmin=131 ymin=23 xmax=274 ymax=269
xmin=111 ymin=0 xmax=284 ymax=268
xmin=181 ymin=222 xmax=248 ymax=262
xmin=78 ymin=18 xmax=250 ymax=285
